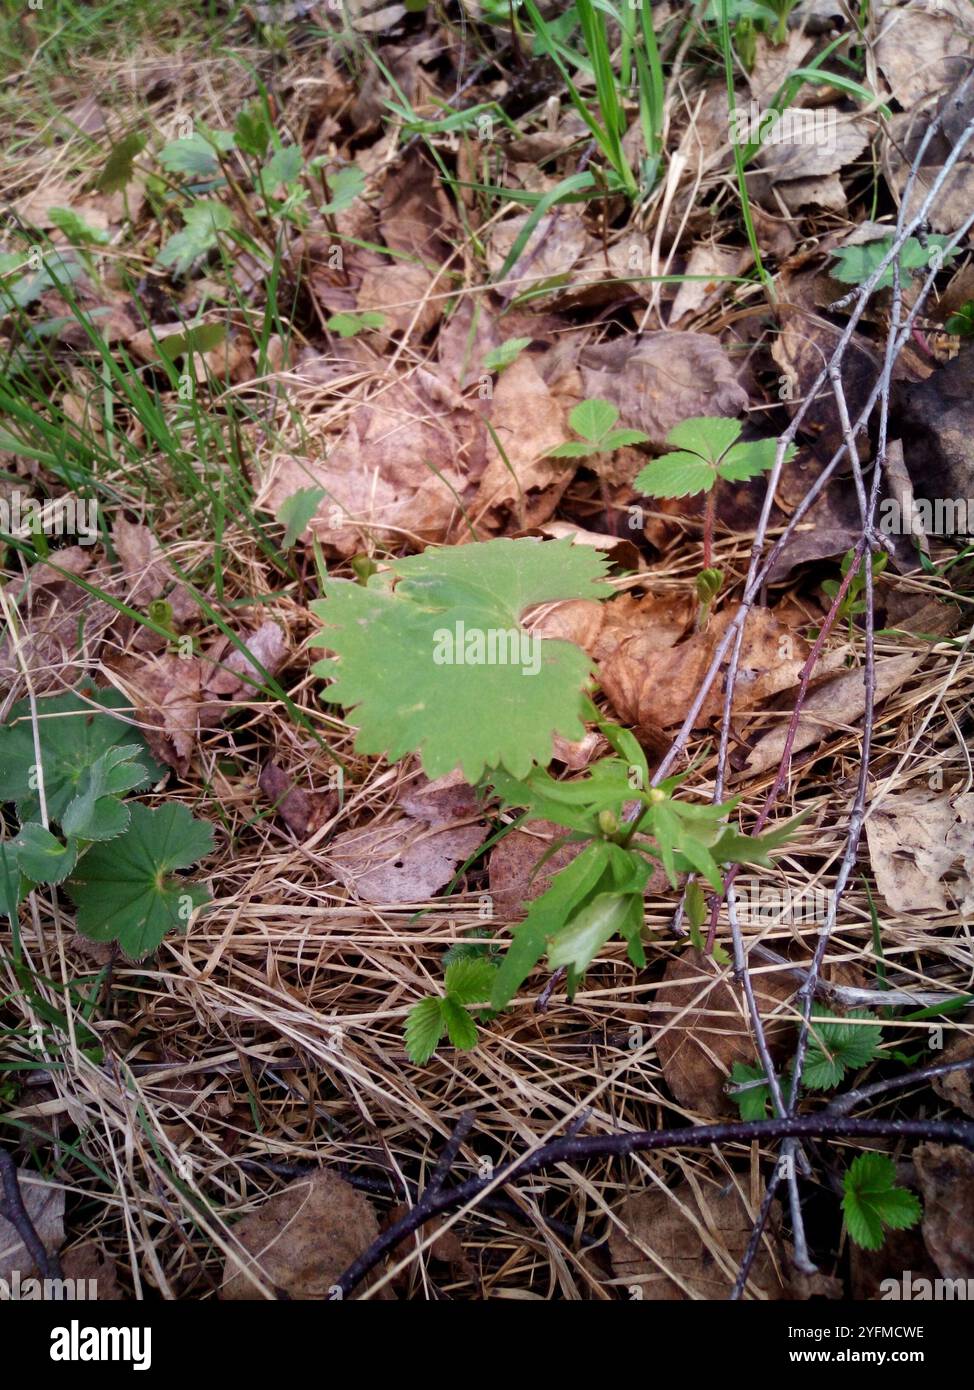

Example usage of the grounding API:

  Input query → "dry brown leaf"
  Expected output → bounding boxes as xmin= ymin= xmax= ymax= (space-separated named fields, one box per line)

xmin=740 ymin=652 xmax=923 ymax=777
xmin=913 ymin=1143 xmax=974 ymax=1279
xmin=486 ymin=211 xmax=591 ymax=298
xmin=488 ymin=819 xmax=582 ymax=919
xmin=111 ymin=652 xmax=211 ymax=775
xmin=654 ymin=949 xmax=797 ymax=1117
xmin=0 ymin=546 xmax=114 ymax=693
xmin=755 ymin=112 xmax=870 ymax=183
xmin=395 ymin=767 xmax=480 ymax=824
xmin=746 ymin=31 xmax=815 ymax=106
xmin=356 ymin=260 xmax=439 ymax=339
xmin=60 ymin=1243 xmax=125 ymax=1299
xmin=669 ymin=243 xmax=751 ymax=325
xmin=0 ymin=1170 xmax=64 ymax=1282
xmin=205 ymin=620 xmax=288 ymax=698
xmin=220 ymin=1170 xmax=392 ymax=1299
xmin=931 ymin=1033 xmax=974 ymax=1118
xmin=609 ymin=1182 xmax=838 ymax=1300
xmin=258 ymin=763 xmax=336 ymax=839
xmin=529 ymin=598 xmax=606 ymax=657
xmin=595 ymin=590 xmax=695 ymax=663
xmin=885 ymin=96 xmax=974 ymax=233
xmin=112 ymin=517 xmax=168 ymax=605
xmin=578 ymin=332 xmax=747 ymax=449
xmin=875 ymin=1 xmax=972 ymax=108
xmin=895 ymin=347 xmax=974 ymax=523
xmin=256 ymin=375 xmax=479 ymax=555
xmin=474 ymin=352 xmax=572 ymax=529
xmin=328 ymin=817 xmax=484 ymax=904
xmin=864 ymin=791 xmax=974 ymax=915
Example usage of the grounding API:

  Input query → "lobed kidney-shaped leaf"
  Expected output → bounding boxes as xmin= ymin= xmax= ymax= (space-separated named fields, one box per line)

xmin=13 ymin=824 xmax=78 ymax=885
xmin=311 ymin=538 xmax=613 ymax=781
xmin=67 ymin=803 xmax=214 ymax=960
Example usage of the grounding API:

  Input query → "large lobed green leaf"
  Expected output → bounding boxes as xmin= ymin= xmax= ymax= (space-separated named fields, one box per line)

xmin=311 ymin=538 xmax=613 ymax=781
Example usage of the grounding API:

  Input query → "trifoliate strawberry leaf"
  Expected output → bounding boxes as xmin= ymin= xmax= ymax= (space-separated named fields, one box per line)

xmin=842 ymin=1152 xmax=921 ymax=1251
xmin=804 ymin=1009 xmax=882 ymax=1091
xmin=66 ymin=803 xmax=214 ymax=960
xmin=404 ymin=996 xmax=447 ymax=1064
xmin=0 ymin=688 xmax=162 ymax=825
xmin=729 ymin=1061 xmax=774 ymax=1121
xmin=310 ymin=538 xmax=613 ymax=781
xmin=441 ymin=996 xmax=479 ymax=1051
xmin=635 ymin=416 xmax=794 ymax=499
xmin=13 ymin=824 xmax=78 ymax=885
xmin=831 ymin=235 xmax=955 ymax=290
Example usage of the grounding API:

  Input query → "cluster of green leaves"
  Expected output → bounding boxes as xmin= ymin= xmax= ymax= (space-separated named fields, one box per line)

xmin=830 ymin=235 xmax=957 ymax=291
xmin=842 ymin=1152 xmax=922 ymax=1251
xmin=487 ymin=727 xmax=804 ymax=1009
xmin=730 ymin=1009 xmax=884 ymax=1120
xmin=635 ymin=416 xmax=794 ymax=500
xmin=821 ymin=548 xmax=888 ymax=638
xmin=149 ymin=103 xmax=363 ymax=276
xmin=405 ymin=956 xmax=500 ymax=1064
xmin=548 ymin=399 xmax=649 ymax=460
xmin=0 ymin=688 xmax=212 ymax=959
xmin=704 ymin=0 xmax=800 ymax=45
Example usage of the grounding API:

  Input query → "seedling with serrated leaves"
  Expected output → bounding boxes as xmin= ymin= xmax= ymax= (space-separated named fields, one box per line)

xmin=547 ymin=399 xmax=649 ymax=460
xmin=0 ymin=687 xmax=213 ymax=958
xmin=821 ymin=548 xmax=888 ymax=641
xmin=636 ymin=416 xmax=795 ymax=621
xmin=312 ymin=541 xmax=805 ymax=1062
xmin=730 ymin=1009 xmax=883 ymax=1119
xmin=842 ymin=1152 xmax=921 ymax=1251
xmin=830 ymin=235 xmax=956 ymax=291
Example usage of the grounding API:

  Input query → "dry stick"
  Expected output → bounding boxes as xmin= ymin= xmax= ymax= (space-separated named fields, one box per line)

xmin=0 ymin=1150 xmax=63 ymax=1282
xmin=334 ymin=1110 xmax=974 ymax=1298
xmin=827 ymin=1055 xmax=974 ymax=1118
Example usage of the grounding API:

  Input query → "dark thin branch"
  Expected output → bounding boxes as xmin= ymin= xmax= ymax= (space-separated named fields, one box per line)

xmin=333 ymin=1111 xmax=974 ymax=1299
xmin=0 ymin=1150 xmax=63 ymax=1282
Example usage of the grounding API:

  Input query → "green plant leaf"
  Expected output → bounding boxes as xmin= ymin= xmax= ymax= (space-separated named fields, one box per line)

xmin=48 ymin=208 xmax=110 ymax=246
xmin=441 ymin=996 xmax=479 ymax=1050
xmin=404 ymin=996 xmax=446 ymax=1064
xmin=547 ymin=891 xmax=633 ymax=974
xmin=262 ymin=145 xmax=304 ymax=190
xmin=13 ymin=824 xmax=77 ymax=885
xmin=96 ymin=131 xmax=145 ymax=194
xmin=444 ymin=956 xmax=497 ymax=1005
xmin=310 ymin=538 xmax=613 ymax=781
xmin=804 ymin=1009 xmax=882 ymax=1091
xmin=665 ymin=416 xmax=741 ymax=460
xmin=483 ymin=337 xmax=532 ymax=372
xmin=156 ymin=323 xmax=227 ymax=360
xmin=234 ymin=106 xmax=271 ymax=159
xmin=66 ymin=803 xmax=214 ymax=960
xmin=634 ymin=451 xmax=718 ymax=498
xmin=0 ymin=841 xmax=26 ymax=918
xmin=718 ymin=437 xmax=788 ymax=482
xmin=159 ymin=130 xmax=235 ymax=179
xmin=319 ymin=165 xmax=365 ymax=215
xmin=276 ymin=486 xmax=326 ymax=547
xmin=156 ymin=201 xmax=235 ymax=275
xmin=842 ymin=1152 xmax=921 ymax=1251
xmin=0 ymin=688 xmax=161 ymax=825
xmin=325 ymin=311 xmax=385 ymax=338
xmin=729 ymin=1060 xmax=774 ymax=1121
xmin=546 ymin=440 xmax=600 ymax=459
xmin=831 ymin=236 xmax=956 ymax=290
xmin=569 ymin=398 xmax=618 ymax=443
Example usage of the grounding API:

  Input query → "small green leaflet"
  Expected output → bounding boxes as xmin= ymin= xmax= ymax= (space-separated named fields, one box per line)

xmin=262 ymin=145 xmax=304 ymax=191
xmin=318 ymin=165 xmax=365 ymax=215
xmin=276 ymin=486 xmax=326 ymax=547
xmin=842 ymin=1152 xmax=921 ymax=1251
xmin=548 ymin=398 xmax=649 ymax=458
xmin=326 ymin=311 xmax=385 ymax=338
xmin=404 ymin=956 xmax=497 ymax=1063
xmin=48 ymin=208 xmax=110 ymax=246
xmin=235 ymin=106 xmax=271 ymax=159
xmin=830 ymin=236 xmax=956 ymax=290
xmin=728 ymin=1060 xmax=774 ymax=1121
xmin=159 ymin=130 xmax=235 ymax=180
xmin=0 ymin=841 xmax=26 ymax=919
xmin=483 ymin=337 xmax=531 ymax=372
xmin=67 ymin=803 xmax=214 ymax=960
xmin=157 ymin=323 xmax=227 ymax=361
xmin=311 ymin=538 xmax=613 ymax=781
xmin=96 ymin=131 xmax=145 ymax=194
xmin=156 ymin=201 xmax=235 ymax=275
xmin=635 ymin=416 xmax=795 ymax=499
xmin=803 ymin=1008 xmax=882 ymax=1090
xmin=13 ymin=824 xmax=77 ymax=885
